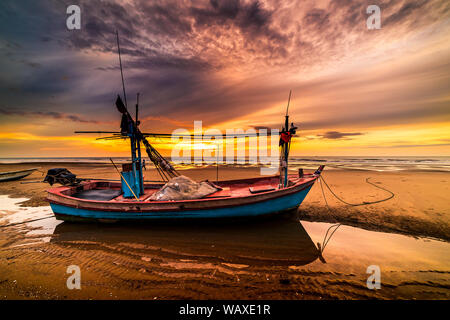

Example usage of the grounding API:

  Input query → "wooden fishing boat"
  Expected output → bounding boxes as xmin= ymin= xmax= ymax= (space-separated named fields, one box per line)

xmin=47 ymin=170 xmax=322 ymax=222
xmin=45 ymin=32 xmax=324 ymax=222
xmin=0 ymin=168 xmax=38 ymax=182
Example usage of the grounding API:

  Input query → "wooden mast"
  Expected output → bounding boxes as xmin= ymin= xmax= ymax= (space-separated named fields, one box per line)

xmin=284 ymin=90 xmax=291 ymax=187
xmin=280 ymin=90 xmax=292 ymax=188
xmin=116 ymin=30 xmax=143 ymax=195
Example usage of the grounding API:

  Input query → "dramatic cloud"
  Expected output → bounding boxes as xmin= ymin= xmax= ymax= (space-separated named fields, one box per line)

xmin=0 ymin=0 xmax=449 ymax=156
xmin=319 ymin=131 xmax=364 ymax=140
xmin=0 ymin=108 xmax=101 ymax=124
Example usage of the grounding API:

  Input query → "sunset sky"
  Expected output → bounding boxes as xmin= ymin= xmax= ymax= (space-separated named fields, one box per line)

xmin=0 ymin=0 xmax=449 ymax=158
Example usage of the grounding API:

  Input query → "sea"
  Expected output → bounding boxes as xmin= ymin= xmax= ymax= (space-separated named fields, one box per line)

xmin=0 ymin=156 xmax=449 ymax=172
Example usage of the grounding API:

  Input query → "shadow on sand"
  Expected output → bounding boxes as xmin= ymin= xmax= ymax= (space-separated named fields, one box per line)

xmin=51 ymin=211 xmax=321 ymax=267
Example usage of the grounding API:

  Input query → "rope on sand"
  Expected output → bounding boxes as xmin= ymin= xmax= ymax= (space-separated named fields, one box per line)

xmin=320 ymin=175 xmax=394 ymax=207
xmin=315 ymin=175 xmax=395 ymax=260
xmin=315 ymin=178 xmax=341 ymax=262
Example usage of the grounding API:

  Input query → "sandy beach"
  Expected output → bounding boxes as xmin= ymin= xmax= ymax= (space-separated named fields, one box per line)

xmin=0 ymin=163 xmax=449 ymax=299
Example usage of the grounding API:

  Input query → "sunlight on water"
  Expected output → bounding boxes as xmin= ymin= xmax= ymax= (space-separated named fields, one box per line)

xmin=0 ymin=195 xmax=61 ymax=243
xmin=1 ymin=156 xmax=450 ymax=172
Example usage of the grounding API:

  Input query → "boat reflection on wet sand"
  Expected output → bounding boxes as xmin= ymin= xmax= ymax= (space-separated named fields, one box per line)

xmin=48 ymin=215 xmax=450 ymax=299
xmin=51 ymin=212 xmax=320 ymax=267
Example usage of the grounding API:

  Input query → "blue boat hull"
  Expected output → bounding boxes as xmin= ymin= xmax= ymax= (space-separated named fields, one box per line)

xmin=51 ymin=185 xmax=313 ymax=221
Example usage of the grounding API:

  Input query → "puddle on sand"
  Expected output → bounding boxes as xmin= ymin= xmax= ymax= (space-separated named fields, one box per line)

xmin=302 ymin=221 xmax=450 ymax=272
xmin=0 ymin=195 xmax=61 ymax=244
xmin=300 ymin=221 xmax=450 ymax=297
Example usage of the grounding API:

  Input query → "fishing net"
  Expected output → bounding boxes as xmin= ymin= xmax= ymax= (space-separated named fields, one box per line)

xmin=149 ymin=175 xmax=220 ymax=201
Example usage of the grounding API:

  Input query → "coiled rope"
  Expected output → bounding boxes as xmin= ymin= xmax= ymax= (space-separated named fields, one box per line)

xmin=320 ymin=175 xmax=394 ymax=206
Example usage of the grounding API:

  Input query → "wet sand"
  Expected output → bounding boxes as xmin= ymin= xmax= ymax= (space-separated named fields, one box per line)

xmin=0 ymin=163 xmax=449 ymax=299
